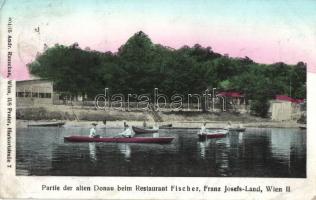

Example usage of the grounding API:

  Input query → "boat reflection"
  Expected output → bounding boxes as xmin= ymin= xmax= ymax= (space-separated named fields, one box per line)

xmin=238 ymin=132 xmax=243 ymax=143
xmin=88 ymin=141 xmax=132 ymax=162
xmin=197 ymin=136 xmax=231 ymax=176
xmin=213 ymin=137 xmax=230 ymax=176
xmin=197 ymin=139 xmax=211 ymax=159
xmin=118 ymin=143 xmax=131 ymax=161
xmin=89 ymin=143 xmax=97 ymax=162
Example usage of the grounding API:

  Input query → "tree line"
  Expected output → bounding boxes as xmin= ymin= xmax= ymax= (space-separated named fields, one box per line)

xmin=28 ymin=31 xmax=306 ymax=117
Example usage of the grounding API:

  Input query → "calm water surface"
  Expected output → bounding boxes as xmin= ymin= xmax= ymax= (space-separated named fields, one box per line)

xmin=16 ymin=127 xmax=306 ymax=177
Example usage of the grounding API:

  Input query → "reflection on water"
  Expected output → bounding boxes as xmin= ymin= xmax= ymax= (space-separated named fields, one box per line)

xmin=89 ymin=143 xmax=96 ymax=162
xmin=118 ymin=144 xmax=131 ymax=161
xmin=16 ymin=127 xmax=306 ymax=177
xmin=197 ymin=140 xmax=210 ymax=159
xmin=238 ymin=132 xmax=243 ymax=143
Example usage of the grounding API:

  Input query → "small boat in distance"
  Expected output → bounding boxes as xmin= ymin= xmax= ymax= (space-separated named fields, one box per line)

xmin=132 ymin=126 xmax=158 ymax=134
xmin=145 ymin=124 xmax=172 ymax=129
xmin=159 ymin=124 xmax=172 ymax=128
xmin=226 ymin=123 xmax=246 ymax=132
xmin=206 ymin=129 xmax=228 ymax=138
xmin=299 ymin=125 xmax=306 ymax=130
xmin=228 ymin=127 xmax=246 ymax=132
xmin=28 ymin=121 xmax=65 ymax=127
xmin=64 ymin=136 xmax=174 ymax=144
xmin=198 ymin=129 xmax=228 ymax=140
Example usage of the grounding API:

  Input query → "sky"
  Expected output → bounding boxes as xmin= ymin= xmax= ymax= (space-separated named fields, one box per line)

xmin=1 ymin=0 xmax=316 ymax=80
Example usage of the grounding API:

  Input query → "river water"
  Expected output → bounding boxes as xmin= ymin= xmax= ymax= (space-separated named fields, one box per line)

xmin=16 ymin=127 xmax=306 ymax=177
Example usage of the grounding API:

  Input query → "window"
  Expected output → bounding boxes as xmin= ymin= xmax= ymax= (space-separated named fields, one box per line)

xmin=45 ymin=93 xmax=51 ymax=98
xmin=24 ymin=92 xmax=31 ymax=97
xmin=39 ymin=93 xmax=45 ymax=98
xmin=38 ymin=93 xmax=51 ymax=98
xmin=16 ymin=92 xmax=24 ymax=97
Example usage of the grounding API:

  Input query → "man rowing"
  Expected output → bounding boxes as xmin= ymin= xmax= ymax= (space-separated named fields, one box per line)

xmin=200 ymin=122 xmax=207 ymax=134
xmin=152 ymin=123 xmax=159 ymax=130
xmin=118 ymin=124 xmax=135 ymax=138
xmin=197 ymin=122 xmax=207 ymax=140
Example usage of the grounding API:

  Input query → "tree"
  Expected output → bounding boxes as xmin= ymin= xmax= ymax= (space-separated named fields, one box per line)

xmin=27 ymin=31 xmax=306 ymax=116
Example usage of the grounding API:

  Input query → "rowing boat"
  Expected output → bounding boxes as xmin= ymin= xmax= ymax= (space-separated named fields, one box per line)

xmin=132 ymin=126 xmax=158 ymax=134
xmin=206 ymin=131 xmax=228 ymax=138
xmin=228 ymin=127 xmax=246 ymax=132
xmin=159 ymin=124 xmax=172 ymax=128
xmin=299 ymin=125 xmax=306 ymax=130
xmin=28 ymin=122 xmax=65 ymax=127
xmin=64 ymin=136 xmax=174 ymax=143
xmin=198 ymin=129 xmax=228 ymax=139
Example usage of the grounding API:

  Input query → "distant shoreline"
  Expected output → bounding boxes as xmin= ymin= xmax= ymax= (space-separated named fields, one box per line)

xmin=16 ymin=119 xmax=302 ymax=129
xmin=15 ymin=105 xmax=303 ymax=129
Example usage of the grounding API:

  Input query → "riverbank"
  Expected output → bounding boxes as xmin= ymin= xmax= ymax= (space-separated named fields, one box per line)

xmin=16 ymin=105 xmax=302 ymax=128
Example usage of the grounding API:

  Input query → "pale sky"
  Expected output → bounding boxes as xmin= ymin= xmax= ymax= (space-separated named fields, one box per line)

xmin=1 ymin=0 xmax=315 ymax=80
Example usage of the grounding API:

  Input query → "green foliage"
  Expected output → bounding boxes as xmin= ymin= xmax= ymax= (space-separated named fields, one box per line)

xmin=250 ymin=96 xmax=270 ymax=118
xmin=28 ymin=31 xmax=306 ymax=117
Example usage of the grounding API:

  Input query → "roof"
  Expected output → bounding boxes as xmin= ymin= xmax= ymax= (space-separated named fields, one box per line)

xmin=16 ymin=78 xmax=50 ymax=83
xmin=275 ymin=95 xmax=305 ymax=104
xmin=217 ymin=92 xmax=244 ymax=97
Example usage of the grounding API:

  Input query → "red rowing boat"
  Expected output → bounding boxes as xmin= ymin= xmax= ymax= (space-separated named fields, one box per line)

xmin=198 ymin=129 xmax=228 ymax=139
xmin=132 ymin=126 xmax=158 ymax=134
xmin=64 ymin=136 xmax=174 ymax=144
xmin=206 ymin=133 xmax=227 ymax=138
xmin=206 ymin=129 xmax=228 ymax=138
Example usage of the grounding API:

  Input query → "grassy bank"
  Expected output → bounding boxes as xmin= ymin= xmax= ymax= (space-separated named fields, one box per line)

xmin=16 ymin=105 xmax=151 ymax=121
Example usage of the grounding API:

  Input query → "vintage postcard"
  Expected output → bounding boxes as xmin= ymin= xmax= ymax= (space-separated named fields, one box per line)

xmin=0 ymin=0 xmax=315 ymax=199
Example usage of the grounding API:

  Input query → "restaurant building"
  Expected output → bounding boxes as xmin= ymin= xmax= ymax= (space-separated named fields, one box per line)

xmin=16 ymin=79 xmax=56 ymax=107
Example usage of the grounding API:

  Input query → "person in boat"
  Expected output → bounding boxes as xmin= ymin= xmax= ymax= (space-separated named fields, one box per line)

xmin=197 ymin=122 xmax=207 ymax=140
xmin=225 ymin=121 xmax=232 ymax=130
xmin=152 ymin=123 xmax=159 ymax=138
xmin=143 ymin=121 xmax=147 ymax=128
xmin=89 ymin=123 xmax=100 ymax=138
xmin=152 ymin=123 xmax=159 ymax=130
xmin=200 ymin=122 xmax=207 ymax=134
xmin=103 ymin=119 xmax=107 ymax=135
xmin=123 ymin=121 xmax=128 ymax=130
xmin=119 ymin=125 xmax=134 ymax=138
